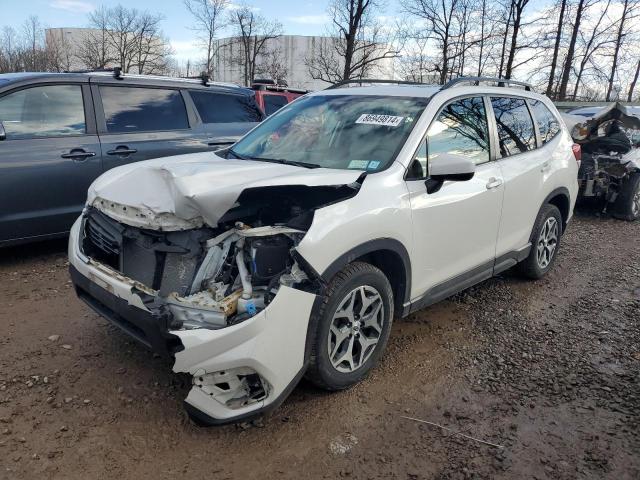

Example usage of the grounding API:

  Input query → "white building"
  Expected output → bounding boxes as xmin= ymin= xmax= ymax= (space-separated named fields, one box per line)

xmin=211 ymin=35 xmax=396 ymax=91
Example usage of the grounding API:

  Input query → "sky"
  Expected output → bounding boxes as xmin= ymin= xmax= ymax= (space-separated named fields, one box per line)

xmin=0 ymin=0 xmax=352 ymax=62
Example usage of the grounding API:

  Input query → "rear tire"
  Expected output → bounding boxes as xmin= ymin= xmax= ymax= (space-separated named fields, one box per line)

xmin=305 ymin=262 xmax=393 ymax=391
xmin=613 ymin=172 xmax=640 ymax=221
xmin=517 ymin=204 xmax=562 ymax=279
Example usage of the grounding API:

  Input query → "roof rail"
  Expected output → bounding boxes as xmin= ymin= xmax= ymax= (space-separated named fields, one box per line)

xmin=326 ymin=78 xmax=429 ymax=89
xmin=443 ymin=76 xmax=533 ymax=91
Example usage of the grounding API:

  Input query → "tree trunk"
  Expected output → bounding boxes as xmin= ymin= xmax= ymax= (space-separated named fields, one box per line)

xmin=504 ymin=4 xmax=522 ymax=79
xmin=477 ymin=0 xmax=486 ymax=77
xmin=628 ymin=59 xmax=640 ymax=101
xmin=558 ymin=0 xmax=585 ymax=100
xmin=498 ymin=2 xmax=513 ymax=78
xmin=546 ymin=0 xmax=567 ymax=98
xmin=606 ymin=0 xmax=629 ymax=101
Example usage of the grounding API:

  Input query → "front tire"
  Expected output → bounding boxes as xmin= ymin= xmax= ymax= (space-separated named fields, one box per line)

xmin=305 ymin=262 xmax=393 ymax=391
xmin=613 ymin=173 xmax=640 ymax=221
xmin=518 ymin=204 xmax=562 ymax=279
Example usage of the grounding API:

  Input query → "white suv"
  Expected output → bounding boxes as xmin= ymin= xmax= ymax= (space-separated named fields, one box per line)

xmin=68 ymin=77 xmax=579 ymax=425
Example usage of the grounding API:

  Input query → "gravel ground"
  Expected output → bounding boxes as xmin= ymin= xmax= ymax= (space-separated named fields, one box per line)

xmin=0 ymin=214 xmax=638 ymax=479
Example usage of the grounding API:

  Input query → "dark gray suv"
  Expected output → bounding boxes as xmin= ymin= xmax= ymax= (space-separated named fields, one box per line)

xmin=0 ymin=71 xmax=264 ymax=246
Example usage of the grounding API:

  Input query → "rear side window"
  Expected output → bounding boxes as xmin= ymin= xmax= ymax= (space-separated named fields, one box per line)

xmin=189 ymin=90 xmax=262 ymax=123
xmin=491 ymin=97 xmax=536 ymax=157
xmin=100 ymin=86 xmax=189 ymax=133
xmin=0 ymin=85 xmax=85 ymax=139
xmin=263 ymin=94 xmax=289 ymax=115
xmin=529 ymin=100 xmax=561 ymax=144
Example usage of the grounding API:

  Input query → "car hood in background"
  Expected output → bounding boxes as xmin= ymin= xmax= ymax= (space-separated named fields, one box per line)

xmin=87 ymin=151 xmax=363 ymax=230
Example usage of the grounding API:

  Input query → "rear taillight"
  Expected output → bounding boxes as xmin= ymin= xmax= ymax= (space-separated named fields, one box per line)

xmin=572 ymin=143 xmax=581 ymax=166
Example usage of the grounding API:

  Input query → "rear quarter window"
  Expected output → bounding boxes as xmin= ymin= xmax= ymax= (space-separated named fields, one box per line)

xmin=190 ymin=90 xmax=262 ymax=123
xmin=529 ymin=100 xmax=561 ymax=144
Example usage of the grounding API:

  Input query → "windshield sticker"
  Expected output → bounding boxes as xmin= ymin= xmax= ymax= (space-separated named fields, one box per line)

xmin=348 ymin=160 xmax=370 ymax=169
xmin=356 ymin=114 xmax=404 ymax=127
xmin=368 ymin=161 xmax=381 ymax=170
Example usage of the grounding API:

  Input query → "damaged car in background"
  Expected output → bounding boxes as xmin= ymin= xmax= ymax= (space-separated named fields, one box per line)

xmin=69 ymin=77 xmax=579 ymax=425
xmin=566 ymin=103 xmax=640 ymax=221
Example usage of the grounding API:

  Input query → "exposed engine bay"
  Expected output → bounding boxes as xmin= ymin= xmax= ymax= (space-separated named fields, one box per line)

xmin=570 ymin=103 xmax=640 ymax=220
xmin=80 ymin=178 xmax=363 ymax=333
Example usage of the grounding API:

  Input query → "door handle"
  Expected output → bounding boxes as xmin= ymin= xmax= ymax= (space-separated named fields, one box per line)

xmin=61 ymin=149 xmax=96 ymax=160
xmin=541 ymin=161 xmax=551 ymax=172
xmin=486 ymin=177 xmax=503 ymax=190
xmin=107 ymin=146 xmax=138 ymax=156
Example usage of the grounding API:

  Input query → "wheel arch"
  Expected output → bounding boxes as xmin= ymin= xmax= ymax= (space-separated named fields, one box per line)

xmin=318 ymin=238 xmax=412 ymax=315
xmin=542 ymin=187 xmax=570 ymax=233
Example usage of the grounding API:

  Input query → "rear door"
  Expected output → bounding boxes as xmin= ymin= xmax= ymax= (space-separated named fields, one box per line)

xmin=93 ymin=84 xmax=202 ymax=171
xmin=187 ymin=90 xmax=263 ymax=150
xmin=0 ymin=82 xmax=102 ymax=243
xmin=490 ymin=96 xmax=550 ymax=257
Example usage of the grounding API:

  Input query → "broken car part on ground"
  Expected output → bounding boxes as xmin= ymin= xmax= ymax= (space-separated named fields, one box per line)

xmin=568 ymin=103 xmax=640 ymax=221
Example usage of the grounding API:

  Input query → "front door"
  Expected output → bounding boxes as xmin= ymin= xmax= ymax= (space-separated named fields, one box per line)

xmin=0 ymin=83 xmax=102 ymax=243
xmin=406 ymin=96 xmax=504 ymax=303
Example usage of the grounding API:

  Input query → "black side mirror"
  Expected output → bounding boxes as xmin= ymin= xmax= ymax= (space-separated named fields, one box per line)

xmin=0 ymin=122 xmax=6 ymax=141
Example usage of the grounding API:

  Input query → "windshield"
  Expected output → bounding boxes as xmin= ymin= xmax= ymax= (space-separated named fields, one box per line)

xmin=230 ymin=95 xmax=429 ymax=172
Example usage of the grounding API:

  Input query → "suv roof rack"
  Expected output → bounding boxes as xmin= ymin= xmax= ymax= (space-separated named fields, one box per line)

xmin=443 ymin=76 xmax=533 ymax=91
xmin=326 ymin=78 xmax=431 ymax=89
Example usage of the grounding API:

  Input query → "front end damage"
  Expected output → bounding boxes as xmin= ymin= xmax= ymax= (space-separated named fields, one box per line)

xmin=68 ymin=161 xmax=364 ymax=424
xmin=571 ymin=103 xmax=640 ymax=219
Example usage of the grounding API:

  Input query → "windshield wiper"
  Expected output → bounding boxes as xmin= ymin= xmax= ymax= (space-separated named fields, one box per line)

xmin=248 ymin=157 xmax=322 ymax=169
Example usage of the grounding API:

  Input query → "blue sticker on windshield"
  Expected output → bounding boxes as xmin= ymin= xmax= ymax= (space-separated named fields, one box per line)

xmin=368 ymin=161 xmax=380 ymax=170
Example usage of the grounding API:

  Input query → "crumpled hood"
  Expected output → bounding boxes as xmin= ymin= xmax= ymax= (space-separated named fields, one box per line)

xmin=88 ymin=151 xmax=364 ymax=230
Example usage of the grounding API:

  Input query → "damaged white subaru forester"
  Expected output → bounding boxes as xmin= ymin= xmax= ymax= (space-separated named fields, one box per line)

xmin=69 ymin=78 xmax=579 ymax=425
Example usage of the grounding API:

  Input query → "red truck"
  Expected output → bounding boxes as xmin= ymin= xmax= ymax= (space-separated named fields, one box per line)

xmin=252 ymin=79 xmax=309 ymax=115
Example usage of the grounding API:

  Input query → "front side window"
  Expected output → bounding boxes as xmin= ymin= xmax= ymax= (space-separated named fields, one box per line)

xmin=230 ymin=95 xmax=428 ymax=171
xmin=491 ymin=97 xmax=536 ymax=157
xmin=0 ymin=85 xmax=85 ymax=139
xmin=427 ymin=96 xmax=490 ymax=168
xmin=100 ymin=86 xmax=189 ymax=133
xmin=263 ymin=94 xmax=289 ymax=115
xmin=530 ymin=100 xmax=561 ymax=144
xmin=190 ymin=90 xmax=262 ymax=123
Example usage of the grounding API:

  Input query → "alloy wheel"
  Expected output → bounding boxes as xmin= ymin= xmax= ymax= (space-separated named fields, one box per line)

xmin=632 ymin=183 xmax=640 ymax=217
xmin=536 ymin=217 xmax=559 ymax=269
xmin=327 ymin=285 xmax=384 ymax=373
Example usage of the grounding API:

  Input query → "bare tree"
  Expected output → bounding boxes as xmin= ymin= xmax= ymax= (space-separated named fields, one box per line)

xmin=84 ymin=6 xmax=172 ymax=74
xmin=0 ymin=27 xmax=22 ymax=72
xmin=557 ymin=0 xmax=589 ymax=100
xmin=628 ymin=59 xmax=640 ymax=100
xmin=570 ymin=0 xmax=615 ymax=99
xmin=605 ymin=0 xmax=640 ymax=101
xmin=545 ymin=0 xmax=567 ymax=96
xmin=184 ymin=0 xmax=228 ymax=77
xmin=255 ymin=45 xmax=289 ymax=82
xmin=503 ymin=0 xmax=531 ymax=79
xmin=22 ymin=16 xmax=46 ymax=71
xmin=227 ymin=6 xmax=282 ymax=86
xmin=306 ymin=0 xmax=401 ymax=84
xmin=78 ymin=7 xmax=116 ymax=70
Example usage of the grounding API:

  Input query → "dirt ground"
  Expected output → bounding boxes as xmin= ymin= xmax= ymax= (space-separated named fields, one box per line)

xmin=0 ymin=213 xmax=638 ymax=480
